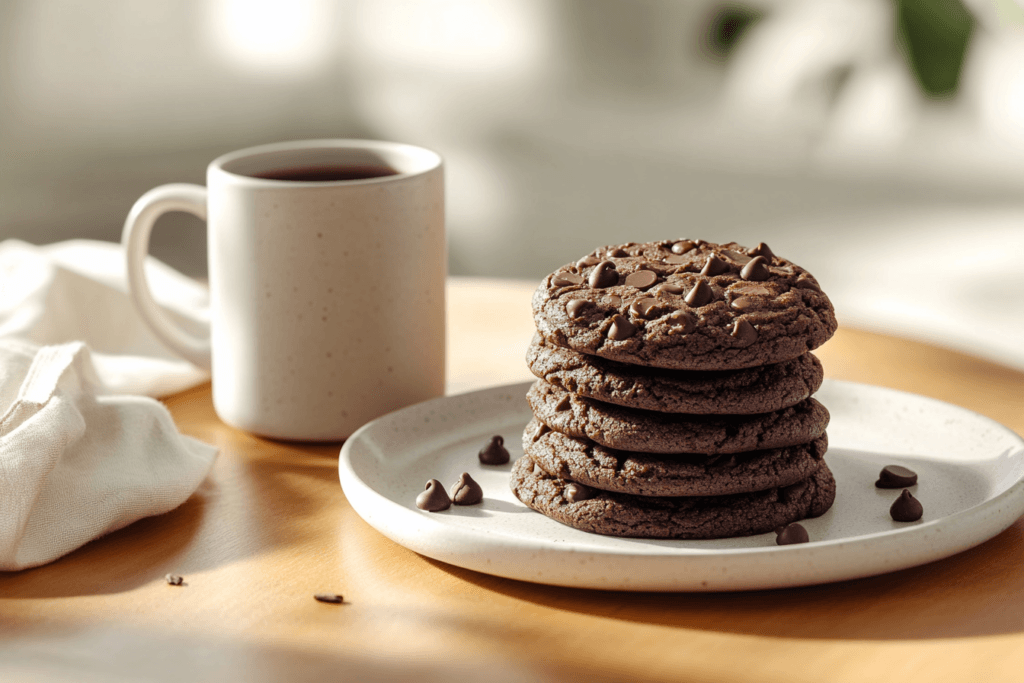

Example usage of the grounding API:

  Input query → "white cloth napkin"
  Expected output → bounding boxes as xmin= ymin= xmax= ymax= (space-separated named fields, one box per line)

xmin=0 ymin=239 xmax=217 ymax=570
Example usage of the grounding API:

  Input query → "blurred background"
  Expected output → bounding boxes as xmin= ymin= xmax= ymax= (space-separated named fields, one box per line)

xmin=2 ymin=0 xmax=1023 ymax=367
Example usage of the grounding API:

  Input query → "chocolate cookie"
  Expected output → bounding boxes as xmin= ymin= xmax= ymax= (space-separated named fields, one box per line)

xmin=526 ymin=334 xmax=823 ymax=415
xmin=523 ymin=418 xmax=828 ymax=497
xmin=527 ymin=380 xmax=829 ymax=455
xmin=532 ymin=240 xmax=837 ymax=370
xmin=510 ymin=455 xmax=836 ymax=539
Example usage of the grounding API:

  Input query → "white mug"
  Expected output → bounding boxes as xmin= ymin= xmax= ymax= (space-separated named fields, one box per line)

xmin=122 ymin=139 xmax=446 ymax=441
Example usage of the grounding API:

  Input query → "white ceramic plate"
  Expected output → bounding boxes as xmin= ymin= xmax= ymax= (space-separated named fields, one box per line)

xmin=338 ymin=379 xmax=1024 ymax=591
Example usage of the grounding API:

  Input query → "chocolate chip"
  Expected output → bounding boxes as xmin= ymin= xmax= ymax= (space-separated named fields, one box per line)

xmin=607 ymin=314 xmax=637 ymax=340
xmin=577 ymin=255 xmax=600 ymax=267
xmin=775 ymin=523 xmax=809 ymax=545
xmin=554 ymin=394 xmax=571 ymax=411
xmin=566 ymin=299 xmax=592 ymax=320
xmin=607 ymin=247 xmax=628 ymax=257
xmin=624 ymin=270 xmax=658 ymax=289
xmin=552 ymin=271 xmax=583 ymax=287
xmin=795 ymin=274 xmax=821 ymax=291
xmin=588 ymin=261 xmax=619 ymax=288
xmin=662 ymin=254 xmax=689 ymax=265
xmin=479 ymin=435 xmax=510 ymax=465
xmin=684 ymin=280 xmax=713 ymax=307
xmin=533 ymin=423 xmax=550 ymax=439
xmin=876 ymin=465 xmax=918 ymax=489
xmin=671 ymin=240 xmax=696 ymax=255
xmin=565 ymin=483 xmax=594 ymax=503
xmin=630 ymin=297 xmax=668 ymax=320
xmin=731 ymin=319 xmax=758 ymax=347
xmin=665 ymin=310 xmax=696 ymax=334
xmin=416 ymin=479 xmax=451 ymax=511
xmin=730 ymin=296 xmax=758 ymax=312
xmin=314 ymin=594 xmax=344 ymax=604
xmin=701 ymin=256 xmax=730 ymax=277
xmin=740 ymin=256 xmax=770 ymax=282
xmin=747 ymin=242 xmax=775 ymax=261
xmin=655 ymin=283 xmax=685 ymax=297
xmin=721 ymin=249 xmax=752 ymax=265
xmin=890 ymin=489 xmax=923 ymax=522
xmin=165 ymin=574 xmax=185 ymax=586
xmin=731 ymin=282 xmax=773 ymax=297
xmin=450 ymin=472 xmax=484 ymax=505
xmin=605 ymin=295 xmax=622 ymax=307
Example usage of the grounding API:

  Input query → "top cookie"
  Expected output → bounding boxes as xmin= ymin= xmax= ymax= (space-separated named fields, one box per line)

xmin=532 ymin=239 xmax=837 ymax=370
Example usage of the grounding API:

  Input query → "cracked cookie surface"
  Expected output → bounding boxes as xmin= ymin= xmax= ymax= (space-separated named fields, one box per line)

xmin=526 ymin=334 xmax=823 ymax=415
xmin=522 ymin=418 xmax=828 ymax=497
xmin=532 ymin=240 xmax=837 ymax=371
xmin=510 ymin=454 xmax=836 ymax=539
xmin=527 ymin=379 xmax=829 ymax=455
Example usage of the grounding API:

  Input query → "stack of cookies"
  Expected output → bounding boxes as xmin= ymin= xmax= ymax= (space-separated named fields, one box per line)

xmin=510 ymin=239 xmax=839 ymax=539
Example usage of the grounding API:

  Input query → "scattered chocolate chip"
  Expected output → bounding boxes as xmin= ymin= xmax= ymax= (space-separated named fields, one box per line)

xmin=665 ymin=310 xmax=696 ymax=334
xmin=795 ymin=274 xmax=821 ymax=291
xmin=450 ymin=472 xmax=484 ymax=505
xmin=624 ymin=270 xmax=658 ymax=289
xmin=740 ymin=256 xmax=770 ymax=282
xmin=890 ymin=490 xmax=923 ymax=522
xmin=607 ymin=247 xmax=628 ymax=257
xmin=731 ymin=319 xmax=758 ymax=347
xmin=554 ymin=394 xmax=571 ymax=411
xmin=630 ymin=297 xmax=668 ymax=320
xmin=551 ymin=272 xmax=583 ymax=287
xmin=533 ymin=422 xmax=550 ymax=439
xmin=876 ymin=465 xmax=918 ymax=489
xmin=314 ymin=594 xmax=344 ymax=604
xmin=655 ymin=283 xmax=685 ymax=297
xmin=588 ymin=261 xmax=619 ymax=288
xmin=605 ymin=295 xmax=622 ymax=307
xmin=663 ymin=254 xmax=689 ymax=265
xmin=416 ymin=479 xmax=451 ymax=511
xmin=607 ymin=314 xmax=637 ymax=341
xmin=671 ymin=240 xmax=697 ymax=255
xmin=775 ymin=523 xmax=809 ymax=545
xmin=566 ymin=299 xmax=592 ymax=320
xmin=165 ymin=574 xmax=185 ymax=586
xmin=577 ymin=255 xmax=600 ymax=267
xmin=747 ymin=242 xmax=775 ymax=261
xmin=479 ymin=435 xmax=510 ymax=465
xmin=701 ymin=256 xmax=730 ymax=277
xmin=684 ymin=280 xmax=713 ymax=307
xmin=730 ymin=296 xmax=758 ymax=312
xmin=565 ymin=483 xmax=594 ymax=503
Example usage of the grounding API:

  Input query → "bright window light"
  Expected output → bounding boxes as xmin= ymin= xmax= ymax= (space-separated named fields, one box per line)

xmin=205 ymin=0 xmax=335 ymax=74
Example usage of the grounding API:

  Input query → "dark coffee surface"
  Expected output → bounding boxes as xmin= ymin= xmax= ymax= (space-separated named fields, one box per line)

xmin=522 ymin=418 xmax=828 ymax=497
xmin=251 ymin=164 xmax=398 ymax=182
xmin=509 ymin=455 xmax=836 ymax=539
xmin=532 ymin=240 xmax=837 ymax=370
xmin=527 ymin=379 xmax=829 ymax=455
xmin=526 ymin=334 xmax=823 ymax=415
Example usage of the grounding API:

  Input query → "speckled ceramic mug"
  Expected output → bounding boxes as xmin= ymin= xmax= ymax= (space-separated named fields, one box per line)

xmin=123 ymin=140 xmax=445 ymax=441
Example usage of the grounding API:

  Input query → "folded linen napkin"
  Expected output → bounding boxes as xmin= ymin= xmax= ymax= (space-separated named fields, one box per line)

xmin=0 ymin=239 xmax=217 ymax=570
xmin=0 ymin=239 xmax=210 ymax=397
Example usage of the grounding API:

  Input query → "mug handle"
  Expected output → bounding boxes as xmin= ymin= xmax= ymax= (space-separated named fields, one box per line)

xmin=121 ymin=183 xmax=212 ymax=370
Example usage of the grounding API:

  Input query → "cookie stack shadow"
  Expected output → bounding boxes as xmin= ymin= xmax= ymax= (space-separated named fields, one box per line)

xmin=510 ymin=239 xmax=838 ymax=540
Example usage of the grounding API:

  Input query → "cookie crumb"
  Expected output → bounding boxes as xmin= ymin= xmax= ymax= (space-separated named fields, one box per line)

xmin=165 ymin=574 xmax=185 ymax=586
xmin=314 ymin=593 xmax=344 ymax=604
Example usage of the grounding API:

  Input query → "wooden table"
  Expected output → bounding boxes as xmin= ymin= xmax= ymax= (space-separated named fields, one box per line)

xmin=3 ymin=277 xmax=1024 ymax=683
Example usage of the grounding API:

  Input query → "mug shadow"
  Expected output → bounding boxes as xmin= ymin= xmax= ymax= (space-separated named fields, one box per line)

xmin=419 ymin=519 xmax=1024 ymax=641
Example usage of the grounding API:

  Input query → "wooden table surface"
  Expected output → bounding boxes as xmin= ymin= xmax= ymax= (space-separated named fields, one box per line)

xmin=3 ymin=277 xmax=1024 ymax=683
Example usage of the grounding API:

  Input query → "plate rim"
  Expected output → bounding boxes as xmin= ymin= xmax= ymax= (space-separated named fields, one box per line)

xmin=339 ymin=378 xmax=1024 ymax=590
